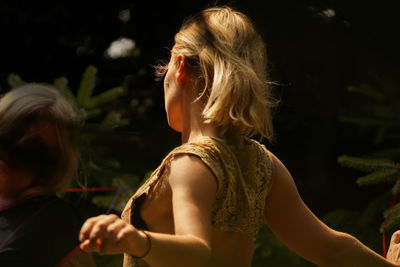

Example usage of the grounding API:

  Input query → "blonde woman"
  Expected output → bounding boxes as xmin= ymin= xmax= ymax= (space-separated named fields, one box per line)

xmin=79 ymin=7 xmax=400 ymax=267
xmin=0 ymin=84 xmax=94 ymax=267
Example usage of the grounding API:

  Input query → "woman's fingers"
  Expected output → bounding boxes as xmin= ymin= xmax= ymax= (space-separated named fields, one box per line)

xmin=88 ymin=215 xmax=117 ymax=245
xmin=79 ymin=215 xmax=115 ymax=250
xmin=387 ymin=230 xmax=400 ymax=264
xmin=80 ymin=215 xmax=116 ymax=241
xmin=391 ymin=230 xmax=400 ymax=244
xmin=79 ymin=216 xmax=100 ymax=242
xmin=79 ymin=214 xmax=133 ymax=254
xmin=80 ymin=239 xmax=91 ymax=251
xmin=99 ymin=219 xmax=127 ymax=253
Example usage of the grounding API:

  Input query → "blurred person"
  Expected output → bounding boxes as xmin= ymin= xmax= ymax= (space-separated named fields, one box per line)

xmin=0 ymin=84 xmax=94 ymax=267
xmin=79 ymin=6 xmax=400 ymax=267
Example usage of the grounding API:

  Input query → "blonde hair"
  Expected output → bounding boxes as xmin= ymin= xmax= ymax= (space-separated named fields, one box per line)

xmin=156 ymin=6 xmax=277 ymax=140
xmin=0 ymin=83 xmax=79 ymax=195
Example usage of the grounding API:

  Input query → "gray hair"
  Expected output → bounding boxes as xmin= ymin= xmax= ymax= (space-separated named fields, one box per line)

xmin=0 ymin=83 xmax=79 ymax=195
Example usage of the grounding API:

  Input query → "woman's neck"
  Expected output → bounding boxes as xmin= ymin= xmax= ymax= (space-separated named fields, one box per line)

xmin=182 ymin=122 xmax=220 ymax=143
xmin=180 ymin=95 xmax=221 ymax=143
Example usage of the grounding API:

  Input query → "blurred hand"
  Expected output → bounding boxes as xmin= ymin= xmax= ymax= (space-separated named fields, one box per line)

xmin=387 ymin=230 xmax=400 ymax=265
xmin=79 ymin=214 xmax=139 ymax=255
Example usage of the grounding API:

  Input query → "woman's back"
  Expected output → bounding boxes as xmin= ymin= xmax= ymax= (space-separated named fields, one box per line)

xmin=122 ymin=136 xmax=272 ymax=266
xmin=208 ymin=229 xmax=254 ymax=267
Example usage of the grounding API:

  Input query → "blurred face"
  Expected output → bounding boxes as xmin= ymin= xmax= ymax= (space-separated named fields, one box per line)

xmin=0 ymin=160 xmax=33 ymax=199
xmin=163 ymin=56 xmax=183 ymax=132
xmin=0 ymin=121 xmax=58 ymax=198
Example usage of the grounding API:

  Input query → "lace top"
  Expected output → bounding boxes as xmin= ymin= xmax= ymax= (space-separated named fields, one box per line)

xmin=121 ymin=136 xmax=273 ymax=266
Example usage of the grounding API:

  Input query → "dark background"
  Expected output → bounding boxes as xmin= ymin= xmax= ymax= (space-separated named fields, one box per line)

xmin=1 ymin=0 xmax=399 ymax=219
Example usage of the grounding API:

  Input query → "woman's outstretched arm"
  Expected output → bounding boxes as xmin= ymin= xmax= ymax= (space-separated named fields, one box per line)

xmin=79 ymin=154 xmax=216 ymax=267
xmin=264 ymin=151 xmax=400 ymax=266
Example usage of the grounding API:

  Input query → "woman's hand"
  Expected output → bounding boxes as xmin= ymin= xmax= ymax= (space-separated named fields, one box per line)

xmin=387 ymin=231 xmax=400 ymax=265
xmin=79 ymin=214 xmax=148 ymax=256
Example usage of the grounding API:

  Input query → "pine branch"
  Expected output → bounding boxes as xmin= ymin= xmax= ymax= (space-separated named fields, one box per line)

xmin=99 ymin=111 xmax=129 ymax=131
xmin=339 ymin=116 xmax=398 ymax=128
xmin=77 ymin=65 xmax=97 ymax=107
xmin=348 ymin=84 xmax=385 ymax=100
xmin=85 ymin=108 xmax=102 ymax=119
xmin=380 ymin=203 xmax=400 ymax=233
xmin=392 ymin=179 xmax=400 ymax=195
xmin=338 ymin=155 xmax=397 ymax=171
xmin=374 ymin=126 xmax=388 ymax=144
xmin=53 ymin=77 xmax=76 ymax=103
xmin=85 ymin=86 xmax=126 ymax=109
xmin=356 ymin=169 xmax=399 ymax=186
xmin=371 ymin=105 xmax=398 ymax=120
xmin=8 ymin=73 xmax=26 ymax=88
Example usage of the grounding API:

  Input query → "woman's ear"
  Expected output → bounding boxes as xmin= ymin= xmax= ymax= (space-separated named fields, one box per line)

xmin=175 ymin=54 xmax=188 ymax=86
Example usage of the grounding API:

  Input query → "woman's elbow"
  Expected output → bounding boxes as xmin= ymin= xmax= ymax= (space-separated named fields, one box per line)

xmin=319 ymin=231 xmax=360 ymax=267
xmin=197 ymin=243 xmax=212 ymax=267
xmin=188 ymin=237 xmax=212 ymax=267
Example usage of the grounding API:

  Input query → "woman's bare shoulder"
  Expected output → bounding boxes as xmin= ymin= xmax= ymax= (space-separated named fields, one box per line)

xmin=168 ymin=154 xmax=217 ymax=192
xmin=265 ymin=150 xmax=292 ymax=181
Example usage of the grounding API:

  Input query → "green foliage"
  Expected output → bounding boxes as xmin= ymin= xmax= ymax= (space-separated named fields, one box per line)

xmin=338 ymin=156 xmax=397 ymax=172
xmin=77 ymin=65 xmax=97 ymax=108
xmin=337 ymin=81 xmax=400 ymax=233
xmin=53 ymin=76 xmax=76 ymax=103
xmin=339 ymin=81 xmax=400 ymax=145
xmin=92 ymin=176 xmax=138 ymax=212
xmin=337 ymin=156 xmax=399 ymax=186
xmin=86 ymin=87 xmax=126 ymax=109
xmin=381 ymin=203 xmax=400 ymax=233
xmin=347 ymin=84 xmax=385 ymax=100
xmin=100 ymin=111 xmax=130 ymax=131
xmin=8 ymin=73 xmax=26 ymax=88
xmin=356 ymin=169 xmax=399 ymax=186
